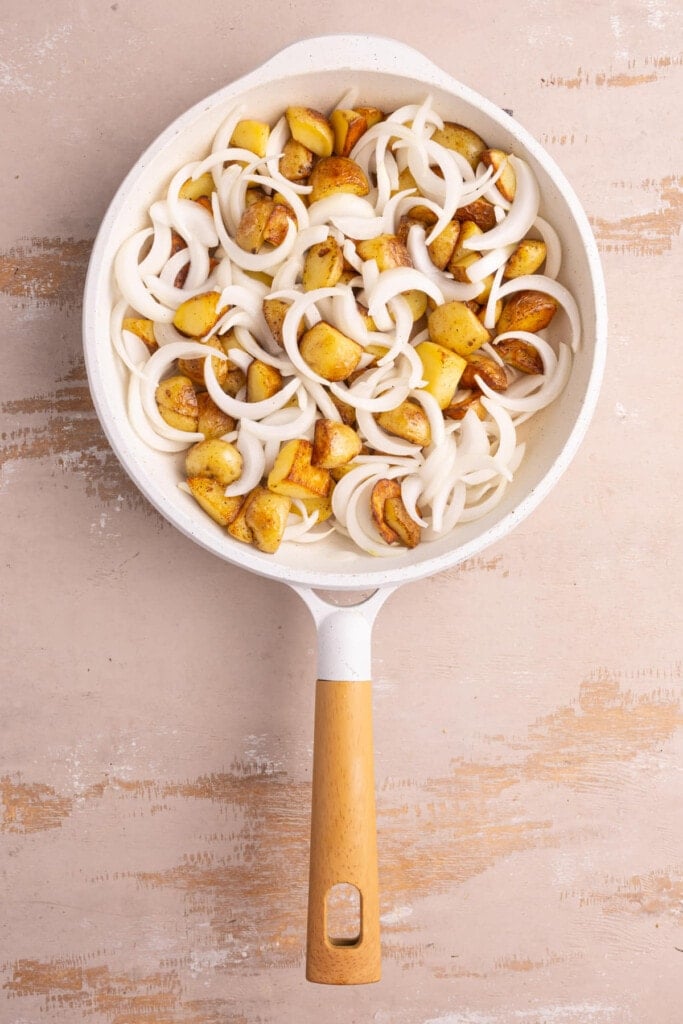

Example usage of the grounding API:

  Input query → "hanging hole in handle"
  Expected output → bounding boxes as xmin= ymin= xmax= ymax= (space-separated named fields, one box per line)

xmin=326 ymin=883 xmax=362 ymax=947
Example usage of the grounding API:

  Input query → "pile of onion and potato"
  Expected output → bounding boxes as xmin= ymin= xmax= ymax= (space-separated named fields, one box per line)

xmin=112 ymin=94 xmax=580 ymax=556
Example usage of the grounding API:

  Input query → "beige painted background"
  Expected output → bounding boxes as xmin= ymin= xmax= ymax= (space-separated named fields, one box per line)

xmin=1 ymin=1 xmax=682 ymax=1021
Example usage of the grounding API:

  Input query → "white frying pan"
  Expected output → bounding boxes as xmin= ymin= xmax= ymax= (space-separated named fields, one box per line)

xmin=82 ymin=34 xmax=607 ymax=985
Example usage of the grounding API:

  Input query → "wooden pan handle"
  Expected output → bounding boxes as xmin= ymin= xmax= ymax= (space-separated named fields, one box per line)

xmin=306 ymin=679 xmax=380 ymax=985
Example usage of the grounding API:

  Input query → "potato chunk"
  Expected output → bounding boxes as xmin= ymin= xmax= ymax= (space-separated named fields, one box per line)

xmin=330 ymin=108 xmax=368 ymax=157
xmin=262 ymin=297 xmax=303 ymax=348
xmin=481 ymin=148 xmax=516 ymax=202
xmin=299 ymin=321 xmax=363 ymax=381
xmin=267 ymin=438 xmax=332 ymax=499
xmin=246 ymin=360 xmax=283 ymax=403
xmin=311 ymin=419 xmax=362 ymax=469
xmin=230 ymin=119 xmax=271 ymax=158
xmin=427 ymin=301 xmax=491 ymax=357
xmin=370 ymin=479 xmax=401 ymax=544
xmin=279 ymin=138 xmax=315 ymax=181
xmin=495 ymin=338 xmax=543 ymax=374
xmin=236 ymin=198 xmax=293 ymax=253
xmin=376 ymin=399 xmax=432 ymax=446
xmin=178 ymin=336 xmax=228 ymax=388
xmin=308 ymin=156 xmax=370 ymax=203
xmin=415 ymin=341 xmax=467 ymax=409
xmin=454 ymin=198 xmax=497 ymax=231
xmin=185 ymin=439 xmax=243 ymax=487
xmin=496 ymin=290 xmax=558 ymax=334
xmin=122 ymin=317 xmax=158 ymax=353
xmin=173 ymin=291 xmax=224 ymax=338
xmin=186 ymin=476 xmax=242 ymax=527
xmin=503 ymin=239 xmax=547 ymax=279
xmin=460 ymin=353 xmax=508 ymax=391
xmin=285 ymin=106 xmax=334 ymax=157
xmin=427 ymin=220 xmax=460 ymax=271
xmin=244 ymin=487 xmax=291 ymax=553
xmin=430 ymin=122 xmax=487 ymax=170
xmin=196 ymin=392 xmax=235 ymax=439
xmin=178 ymin=171 xmax=216 ymax=200
xmin=155 ymin=375 xmax=198 ymax=431
xmin=355 ymin=234 xmax=412 ymax=271
xmin=384 ymin=495 xmax=421 ymax=548
xmin=302 ymin=238 xmax=344 ymax=291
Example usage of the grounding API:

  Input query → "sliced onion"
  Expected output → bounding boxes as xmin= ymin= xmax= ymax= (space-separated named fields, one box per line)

xmin=463 ymin=156 xmax=540 ymax=252
xmin=223 ymin=423 xmax=266 ymax=497
xmin=308 ymin=194 xmax=377 ymax=226
xmin=367 ymin=267 xmax=445 ymax=319
xmin=114 ymin=229 xmax=175 ymax=323
xmin=478 ymin=342 xmax=572 ymax=413
xmin=533 ymin=216 xmax=562 ymax=279
xmin=406 ymin=224 xmax=484 ymax=302
xmin=127 ymin=365 xmax=191 ymax=452
xmin=204 ymin=356 xmax=299 ymax=419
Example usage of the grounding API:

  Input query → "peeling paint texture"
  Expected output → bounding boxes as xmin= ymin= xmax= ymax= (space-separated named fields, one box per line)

xmin=1 ymin=2 xmax=682 ymax=1023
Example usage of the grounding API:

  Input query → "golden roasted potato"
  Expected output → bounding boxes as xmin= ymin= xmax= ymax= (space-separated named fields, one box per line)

xmin=290 ymin=492 xmax=334 ymax=522
xmin=355 ymin=233 xmax=412 ymax=271
xmin=196 ymin=392 xmax=236 ymax=439
xmin=354 ymin=105 xmax=384 ymax=128
xmin=495 ymin=338 xmax=544 ymax=374
xmin=399 ymin=289 xmax=428 ymax=322
xmin=173 ymin=291 xmax=224 ymax=338
xmin=230 ymin=119 xmax=271 ymax=158
xmin=330 ymin=393 xmax=356 ymax=427
xmin=308 ymin=156 xmax=370 ymax=203
xmin=178 ymin=171 xmax=216 ymax=200
xmin=496 ymin=290 xmax=558 ymax=334
xmin=262 ymin=202 xmax=294 ymax=247
xmin=279 ymin=138 xmax=315 ymax=181
xmin=330 ymin=108 xmax=368 ymax=157
xmin=155 ymin=375 xmax=198 ymax=431
xmin=454 ymin=198 xmax=497 ymax=232
xmin=448 ymin=220 xmax=483 ymax=266
xmin=427 ymin=220 xmax=461 ymax=271
xmin=262 ymin=297 xmax=304 ymax=348
xmin=244 ymin=486 xmax=292 ymax=553
xmin=285 ymin=106 xmax=334 ymax=157
xmin=427 ymin=300 xmax=491 ymax=356
xmin=478 ymin=299 xmax=503 ymax=326
xmin=246 ymin=360 xmax=283 ymax=403
xmin=461 ymin=353 xmax=508 ymax=391
xmin=481 ymin=148 xmax=516 ymax=202
xmin=415 ymin=341 xmax=467 ymax=409
xmin=430 ymin=122 xmax=487 ymax=170
xmin=299 ymin=321 xmax=363 ymax=381
xmin=376 ymin=399 xmax=432 ymax=446
xmin=227 ymin=495 xmax=255 ymax=545
xmin=267 ymin=438 xmax=332 ymax=499
xmin=186 ymin=476 xmax=243 ymax=527
xmin=178 ymin=336 xmax=228 ymax=388
xmin=302 ymin=238 xmax=344 ymax=291
xmin=311 ymin=418 xmax=363 ymax=469
xmin=235 ymin=199 xmax=278 ymax=253
xmin=448 ymin=253 xmax=494 ymax=300
xmin=122 ymin=317 xmax=157 ymax=353
xmin=444 ymin=392 xmax=487 ymax=421
xmin=185 ymin=438 xmax=243 ymax=487
xmin=503 ymin=238 xmax=547 ymax=279
xmin=384 ymin=495 xmax=421 ymax=548
xmin=370 ymin=478 xmax=401 ymax=544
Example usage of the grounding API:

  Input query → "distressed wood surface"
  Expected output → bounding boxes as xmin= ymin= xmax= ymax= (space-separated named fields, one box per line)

xmin=1 ymin=1 xmax=682 ymax=1021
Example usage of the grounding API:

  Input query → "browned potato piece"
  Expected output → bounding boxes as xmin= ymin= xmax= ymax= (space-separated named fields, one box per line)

xmin=155 ymin=375 xmax=198 ymax=431
xmin=311 ymin=419 xmax=363 ymax=469
xmin=454 ymin=198 xmax=497 ymax=232
xmin=503 ymin=239 xmax=547 ymax=279
xmin=230 ymin=119 xmax=270 ymax=158
xmin=178 ymin=336 xmax=228 ymax=388
xmin=384 ymin=495 xmax=421 ymax=548
xmin=244 ymin=487 xmax=291 ymax=553
xmin=185 ymin=438 xmax=243 ymax=487
xmin=427 ymin=220 xmax=461 ymax=271
xmin=481 ymin=148 xmax=516 ymax=202
xmin=428 ymin=301 xmax=491 ymax=357
xmin=173 ymin=291 xmax=224 ymax=338
xmin=246 ymin=360 xmax=283 ymax=403
xmin=196 ymin=392 xmax=235 ymax=439
xmin=299 ymin=321 xmax=363 ymax=381
xmin=290 ymin=492 xmax=334 ymax=522
xmin=262 ymin=297 xmax=303 ymax=348
xmin=448 ymin=220 xmax=483 ymax=266
xmin=444 ymin=392 xmax=487 ymax=421
xmin=308 ymin=156 xmax=370 ymax=203
xmin=227 ymin=495 xmax=255 ymax=544
xmin=430 ymin=122 xmax=487 ymax=170
xmin=496 ymin=290 xmax=558 ymax=334
xmin=461 ymin=353 xmax=508 ymax=391
xmin=186 ymin=476 xmax=242 ymax=527
xmin=262 ymin=202 xmax=294 ymax=247
xmin=267 ymin=438 xmax=332 ymax=499
xmin=279 ymin=138 xmax=315 ymax=181
xmin=396 ymin=214 xmax=423 ymax=246
xmin=285 ymin=106 xmax=334 ymax=157
xmin=122 ymin=317 xmax=157 ymax=353
xmin=330 ymin=108 xmax=368 ymax=157
xmin=355 ymin=233 xmax=412 ymax=271
xmin=376 ymin=399 xmax=432 ymax=446
xmin=354 ymin=105 xmax=384 ymax=128
xmin=400 ymin=289 xmax=428 ymax=322
xmin=235 ymin=198 xmax=272 ymax=252
xmin=178 ymin=171 xmax=216 ymax=200
xmin=330 ymin=393 xmax=356 ymax=427
xmin=302 ymin=238 xmax=344 ymax=291
xmin=415 ymin=341 xmax=467 ymax=409
xmin=370 ymin=479 xmax=401 ymax=544
xmin=495 ymin=338 xmax=544 ymax=374
xmin=478 ymin=299 xmax=503 ymax=326
xmin=448 ymin=253 xmax=494 ymax=300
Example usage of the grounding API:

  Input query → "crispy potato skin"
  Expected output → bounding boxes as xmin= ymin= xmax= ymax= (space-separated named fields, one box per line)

xmin=308 ymin=156 xmax=370 ymax=203
xmin=497 ymin=290 xmax=558 ymax=334
xmin=185 ymin=439 xmax=243 ymax=487
xmin=376 ymin=400 xmax=432 ymax=446
xmin=267 ymin=439 xmax=332 ymax=499
xmin=299 ymin=322 xmax=363 ymax=382
xmin=285 ymin=106 xmax=334 ymax=157
xmin=173 ymin=292 xmax=223 ymax=338
xmin=430 ymin=122 xmax=487 ymax=169
xmin=244 ymin=487 xmax=291 ymax=553
xmin=371 ymin=479 xmax=401 ymax=544
xmin=302 ymin=239 xmax=344 ymax=291
xmin=311 ymin=419 xmax=362 ymax=469
xmin=155 ymin=375 xmax=198 ymax=431
xmin=186 ymin=476 xmax=242 ymax=527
